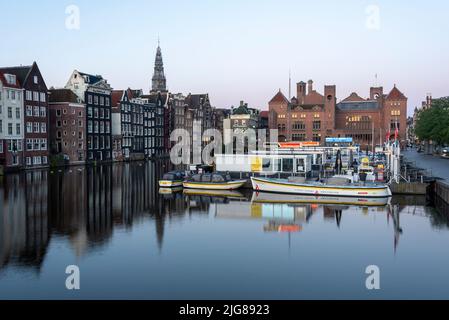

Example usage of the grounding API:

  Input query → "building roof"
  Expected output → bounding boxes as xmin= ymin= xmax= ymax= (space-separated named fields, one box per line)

xmin=185 ymin=94 xmax=209 ymax=108
xmin=111 ymin=90 xmax=124 ymax=107
xmin=49 ymin=88 xmax=81 ymax=103
xmin=260 ymin=111 xmax=269 ymax=118
xmin=386 ymin=85 xmax=407 ymax=100
xmin=77 ymin=71 xmax=104 ymax=85
xmin=336 ymin=100 xmax=379 ymax=111
xmin=303 ymin=90 xmax=324 ymax=105
xmin=0 ymin=65 xmax=33 ymax=85
xmin=0 ymin=71 xmax=22 ymax=88
xmin=342 ymin=92 xmax=366 ymax=102
xmin=269 ymin=90 xmax=289 ymax=104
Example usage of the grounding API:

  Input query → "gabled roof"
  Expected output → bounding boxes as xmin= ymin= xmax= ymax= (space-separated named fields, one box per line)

xmin=386 ymin=85 xmax=407 ymax=100
xmin=49 ymin=88 xmax=81 ymax=103
xmin=303 ymin=90 xmax=324 ymax=105
xmin=342 ymin=92 xmax=366 ymax=102
xmin=111 ymin=90 xmax=125 ymax=107
xmin=269 ymin=90 xmax=289 ymax=104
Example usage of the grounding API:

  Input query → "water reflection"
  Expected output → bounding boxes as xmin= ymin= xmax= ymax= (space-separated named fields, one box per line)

xmin=1 ymin=162 xmax=448 ymax=274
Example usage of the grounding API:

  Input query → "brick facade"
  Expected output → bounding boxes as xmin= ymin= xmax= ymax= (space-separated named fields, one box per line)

xmin=269 ymin=80 xmax=408 ymax=148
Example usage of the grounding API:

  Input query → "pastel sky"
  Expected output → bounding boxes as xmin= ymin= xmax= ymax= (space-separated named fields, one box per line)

xmin=1 ymin=0 xmax=448 ymax=115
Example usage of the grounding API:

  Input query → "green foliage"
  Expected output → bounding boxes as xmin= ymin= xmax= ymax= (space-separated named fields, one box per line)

xmin=415 ymin=98 xmax=449 ymax=145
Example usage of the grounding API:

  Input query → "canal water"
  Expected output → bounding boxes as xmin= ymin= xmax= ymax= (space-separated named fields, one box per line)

xmin=1 ymin=162 xmax=449 ymax=300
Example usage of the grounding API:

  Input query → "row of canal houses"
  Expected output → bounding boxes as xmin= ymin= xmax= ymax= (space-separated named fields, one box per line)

xmin=0 ymin=62 xmax=166 ymax=173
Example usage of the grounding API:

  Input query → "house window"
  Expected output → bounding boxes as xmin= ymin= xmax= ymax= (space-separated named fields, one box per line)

xmin=8 ymin=123 xmax=12 ymax=135
xmin=41 ymin=123 xmax=46 ymax=133
xmin=42 ymin=156 xmax=48 ymax=164
xmin=94 ymin=96 xmax=98 ymax=105
xmin=312 ymin=133 xmax=321 ymax=142
xmin=41 ymin=139 xmax=47 ymax=150
xmin=34 ymin=123 xmax=40 ymax=133
xmin=16 ymin=124 xmax=20 ymax=135
xmin=40 ymin=107 xmax=46 ymax=117
xmin=33 ymin=76 xmax=38 ymax=84
xmin=34 ymin=106 xmax=39 ymax=117
xmin=312 ymin=121 xmax=321 ymax=131
xmin=8 ymin=107 xmax=12 ymax=118
xmin=40 ymin=92 xmax=46 ymax=102
xmin=27 ymin=122 xmax=33 ymax=133
xmin=33 ymin=92 xmax=39 ymax=101
xmin=100 ymin=96 xmax=104 ymax=106
xmin=26 ymin=91 xmax=32 ymax=101
xmin=27 ymin=139 xmax=33 ymax=150
xmin=0 ymin=143 xmax=3 ymax=153
xmin=34 ymin=139 xmax=40 ymax=150
xmin=26 ymin=157 xmax=32 ymax=165
xmin=88 ymin=95 xmax=93 ymax=104
xmin=16 ymin=108 xmax=20 ymax=119
xmin=26 ymin=105 xmax=33 ymax=116
xmin=106 ymin=97 xmax=110 ymax=106
xmin=292 ymin=121 xmax=305 ymax=130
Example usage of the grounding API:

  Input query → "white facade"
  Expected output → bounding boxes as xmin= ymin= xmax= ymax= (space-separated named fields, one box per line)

xmin=0 ymin=74 xmax=24 ymax=164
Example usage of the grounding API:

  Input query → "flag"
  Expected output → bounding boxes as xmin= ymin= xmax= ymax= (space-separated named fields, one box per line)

xmin=386 ymin=129 xmax=391 ymax=143
xmin=394 ymin=127 xmax=399 ymax=141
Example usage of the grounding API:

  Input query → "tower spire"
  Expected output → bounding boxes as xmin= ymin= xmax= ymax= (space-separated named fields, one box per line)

xmin=151 ymin=41 xmax=167 ymax=93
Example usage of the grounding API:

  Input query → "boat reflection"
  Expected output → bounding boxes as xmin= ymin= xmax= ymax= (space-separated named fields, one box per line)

xmin=252 ymin=191 xmax=391 ymax=206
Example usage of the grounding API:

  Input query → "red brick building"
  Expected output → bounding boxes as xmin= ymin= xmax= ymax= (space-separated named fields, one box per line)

xmin=268 ymin=80 xmax=407 ymax=148
xmin=48 ymin=88 xmax=86 ymax=164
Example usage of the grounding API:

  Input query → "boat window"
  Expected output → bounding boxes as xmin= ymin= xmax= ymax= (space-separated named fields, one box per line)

xmin=212 ymin=174 xmax=225 ymax=182
xmin=192 ymin=174 xmax=202 ymax=182
xmin=262 ymin=158 xmax=271 ymax=171
xmin=296 ymin=159 xmax=305 ymax=172
xmin=225 ymin=174 xmax=232 ymax=181
xmin=163 ymin=174 xmax=175 ymax=180
xmin=282 ymin=158 xmax=294 ymax=172
xmin=202 ymin=174 xmax=212 ymax=182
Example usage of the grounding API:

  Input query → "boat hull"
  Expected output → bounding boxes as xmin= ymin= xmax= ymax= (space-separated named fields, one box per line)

xmin=183 ymin=180 xmax=247 ymax=190
xmin=159 ymin=180 xmax=183 ymax=188
xmin=251 ymin=191 xmax=390 ymax=206
xmin=251 ymin=177 xmax=392 ymax=198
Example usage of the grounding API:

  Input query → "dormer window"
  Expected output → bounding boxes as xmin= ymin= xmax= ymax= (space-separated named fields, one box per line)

xmin=33 ymin=76 xmax=38 ymax=84
xmin=5 ymin=74 xmax=16 ymax=85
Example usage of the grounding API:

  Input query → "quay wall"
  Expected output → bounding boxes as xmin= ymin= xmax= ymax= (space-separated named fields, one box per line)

xmin=390 ymin=182 xmax=429 ymax=195
xmin=435 ymin=180 xmax=449 ymax=205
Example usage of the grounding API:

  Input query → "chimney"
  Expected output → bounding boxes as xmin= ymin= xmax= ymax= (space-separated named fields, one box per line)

xmin=297 ymin=81 xmax=306 ymax=104
xmin=307 ymin=80 xmax=313 ymax=94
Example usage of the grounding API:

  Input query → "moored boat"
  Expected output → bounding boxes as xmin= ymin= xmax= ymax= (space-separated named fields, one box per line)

xmin=183 ymin=173 xmax=247 ymax=190
xmin=159 ymin=171 xmax=186 ymax=188
xmin=251 ymin=176 xmax=392 ymax=198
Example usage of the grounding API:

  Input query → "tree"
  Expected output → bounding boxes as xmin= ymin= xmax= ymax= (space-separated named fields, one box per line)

xmin=415 ymin=98 xmax=449 ymax=146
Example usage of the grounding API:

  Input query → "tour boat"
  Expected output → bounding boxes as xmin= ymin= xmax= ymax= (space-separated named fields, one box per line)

xmin=183 ymin=173 xmax=247 ymax=190
xmin=159 ymin=171 xmax=186 ymax=188
xmin=251 ymin=190 xmax=391 ymax=206
xmin=251 ymin=176 xmax=392 ymax=198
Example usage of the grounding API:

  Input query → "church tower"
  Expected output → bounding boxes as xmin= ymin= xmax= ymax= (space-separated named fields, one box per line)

xmin=151 ymin=43 xmax=167 ymax=93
